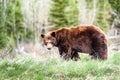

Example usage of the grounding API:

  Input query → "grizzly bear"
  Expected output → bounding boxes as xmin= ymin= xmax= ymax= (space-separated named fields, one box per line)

xmin=41 ymin=25 xmax=108 ymax=60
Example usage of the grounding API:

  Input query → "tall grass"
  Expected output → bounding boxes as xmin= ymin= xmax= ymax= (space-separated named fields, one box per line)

xmin=0 ymin=51 xmax=120 ymax=80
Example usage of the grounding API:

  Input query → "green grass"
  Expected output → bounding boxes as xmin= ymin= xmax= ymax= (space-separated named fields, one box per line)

xmin=0 ymin=51 xmax=120 ymax=80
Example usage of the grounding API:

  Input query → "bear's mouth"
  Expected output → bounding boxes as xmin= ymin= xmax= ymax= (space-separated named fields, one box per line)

xmin=46 ymin=43 xmax=53 ymax=50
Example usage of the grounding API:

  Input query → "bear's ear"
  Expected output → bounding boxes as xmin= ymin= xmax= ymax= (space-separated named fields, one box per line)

xmin=51 ymin=32 xmax=56 ymax=37
xmin=41 ymin=34 xmax=45 ymax=38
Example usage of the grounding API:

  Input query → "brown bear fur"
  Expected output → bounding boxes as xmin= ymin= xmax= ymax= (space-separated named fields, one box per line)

xmin=41 ymin=25 xmax=108 ymax=60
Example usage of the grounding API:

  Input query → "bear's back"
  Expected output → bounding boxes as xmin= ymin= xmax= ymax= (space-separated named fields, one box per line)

xmin=68 ymin=25 xmax=104 ymax=37
xmin=55 ymin=25 xmax=106 ymax=40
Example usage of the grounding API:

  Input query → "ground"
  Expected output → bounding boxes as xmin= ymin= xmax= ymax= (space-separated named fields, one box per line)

xmin=0 ymin=51 xmax=120 ymax=80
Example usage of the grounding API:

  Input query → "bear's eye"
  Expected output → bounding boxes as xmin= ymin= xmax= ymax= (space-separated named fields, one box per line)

xmin=44 ymin=41 xmax=47 ymax=45
xmin=45 ymin=42 xmax=47 ymax=45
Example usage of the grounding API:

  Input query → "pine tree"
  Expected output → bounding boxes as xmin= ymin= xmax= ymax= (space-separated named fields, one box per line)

xmin=0 ymin=24 xmax=7 ymax=49
xmin=0 ymin=0 xmax=35 ymax=49
xmin=109 ymin=0 xmax=120 ymax=15
xmin=0 ymin=0 xmax=7 ymax=49
xmin=49 ymin=0 xmax=79 ymax=29
xmin=0 ymin=0 xmax=25 ymax=49
xmin=109 ymin=0 xmax=120 ymax=28
xmin=6 ymin=0 xmax=24 ymax=41
xmin=5 ymin=0 xmax=25 ymax=49
xmin=94 ymin=0 xmax=111 ymax=32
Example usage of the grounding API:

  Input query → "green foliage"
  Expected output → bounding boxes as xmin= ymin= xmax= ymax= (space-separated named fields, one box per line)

xmin=49 ymin=0 xmax=79 ymax=29
xmin=109 ymin=0 xmax=120 ymax=15
xmin=109 ymin=0 xmax=120 ymax=28
xmin=94 ymin=0 xmax=111 ymax=32
xmin=0 ymin=1 xmax=7 ymax=49
xmin=0 ymin=0 xmax=34 ymax=49
xmin=0 ymin=51 xmax=120 ymax=80
xmin=0 ymin=26 xmax=7 ymax=49
xmin=86 ymin=0 xmax=94 ymax=9
xmin=5 ymin=0 xmax=24 ymax=42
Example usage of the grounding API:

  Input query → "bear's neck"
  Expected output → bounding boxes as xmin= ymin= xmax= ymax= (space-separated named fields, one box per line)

xmin=55 ymin=28 xmax=70 ymax=46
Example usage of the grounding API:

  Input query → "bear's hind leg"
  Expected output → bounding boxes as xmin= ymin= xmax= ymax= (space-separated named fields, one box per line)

xmin=71 ymin=51 xmax=80 ymax=61
xmin=90 ymin=52 xmax=99 ymax=59
xmin=91 ymin=38 xmax=108 ymax=60
xmin=90 ymin=52 xmax=107 ymax=60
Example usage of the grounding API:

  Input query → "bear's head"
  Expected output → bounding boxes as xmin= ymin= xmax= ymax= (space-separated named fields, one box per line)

xmin=41 ymin=32 xmax=57 ymax=50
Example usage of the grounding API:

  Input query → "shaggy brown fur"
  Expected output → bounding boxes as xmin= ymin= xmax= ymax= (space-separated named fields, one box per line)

xmin=41 ymin=25 xmax=108 ymax=60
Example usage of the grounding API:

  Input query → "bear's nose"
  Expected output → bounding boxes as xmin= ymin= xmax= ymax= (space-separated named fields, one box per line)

xmin=47 ymin=48 xmax=51 ymax=50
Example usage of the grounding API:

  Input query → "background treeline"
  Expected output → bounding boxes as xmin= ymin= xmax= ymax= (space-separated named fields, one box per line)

xmin=0 ymin=0 xmax=120 ymax=50
xmin=0 ymin=0 xmax=34 ymax=50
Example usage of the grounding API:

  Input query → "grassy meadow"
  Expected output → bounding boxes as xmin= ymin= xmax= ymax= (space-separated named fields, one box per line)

xmin=0 ymin=51 xmax=120 ymax=80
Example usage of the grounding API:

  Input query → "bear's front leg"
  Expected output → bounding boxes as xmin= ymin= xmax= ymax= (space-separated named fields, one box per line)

xmin=71 ymin=51 xmax=80 ymax=61
xmin=64 ymin=47 xmax=72 ymax=60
